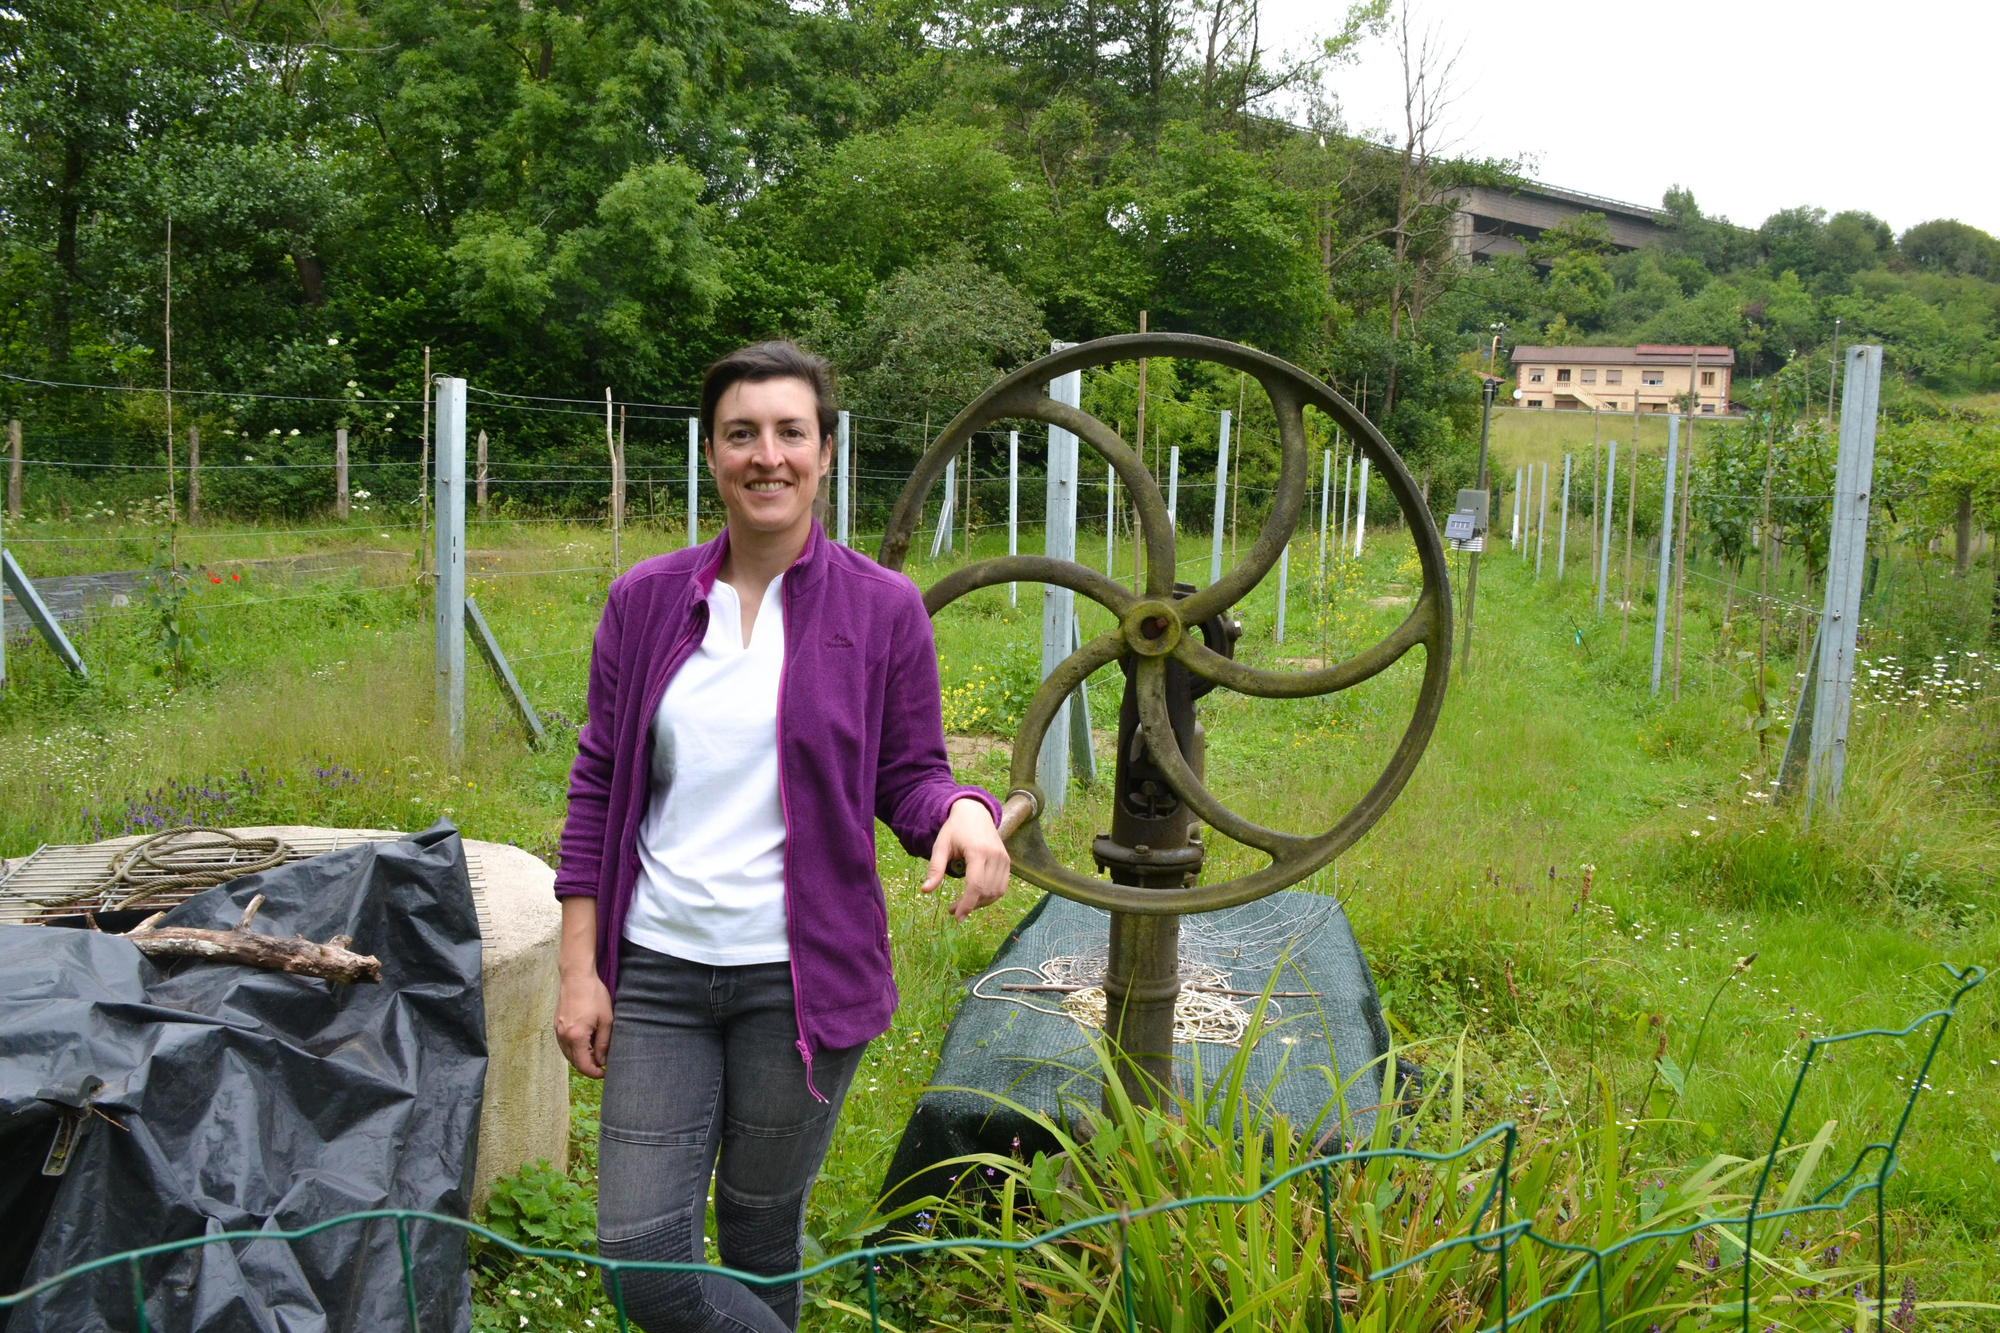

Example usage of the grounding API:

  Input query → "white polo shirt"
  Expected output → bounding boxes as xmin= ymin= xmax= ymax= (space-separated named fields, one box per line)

xmin=624 ymin=575 xmax=790 ymax=965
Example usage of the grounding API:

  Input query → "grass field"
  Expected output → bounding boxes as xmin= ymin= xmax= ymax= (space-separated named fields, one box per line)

xmin=2 ymin=437 xmax=1996 ymax=1327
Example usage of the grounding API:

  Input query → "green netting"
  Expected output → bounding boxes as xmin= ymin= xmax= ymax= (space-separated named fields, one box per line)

xmin=3 ymin=963 xmax=1984 ymax=1333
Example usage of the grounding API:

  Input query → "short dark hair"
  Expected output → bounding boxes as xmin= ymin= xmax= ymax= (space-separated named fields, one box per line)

xmin=699 ymin=341 xmax=838 ymax=445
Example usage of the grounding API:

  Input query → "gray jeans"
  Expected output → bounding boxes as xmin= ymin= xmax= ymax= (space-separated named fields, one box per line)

xmin=596 ymin=941 xmax=866 ymax=1333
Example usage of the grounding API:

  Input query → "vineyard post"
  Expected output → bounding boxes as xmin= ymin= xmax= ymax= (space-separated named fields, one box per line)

xmin=837 ymin=410 xmax=852 ymax=547
xmin=1007 ymin=429 xmax=1017 ymax=606
xmin=686 ymin=415 xmax=699 ymax=547
xmin=1352 ymin=456 xmax=1370 ymax=557
xmin=1803 ymin=344 xmax=1884 ymax=820
xmin=433 ymin=377 xmax=467 ymax=760
xmin=1651 ymin=415 xmax=1680 ymax=695
xmin=1556 ymin=452 xmax=1572 ymax=583
xmin=1038 ymin=346 xmax=1081 ymax=810
xmin=5 ymin=418 xmax=19 ymax=519
xmin=1596 ymin=442 xmax=1617 ymax=615
xmin=1209 ymin=409 xmax=1231 ymax=583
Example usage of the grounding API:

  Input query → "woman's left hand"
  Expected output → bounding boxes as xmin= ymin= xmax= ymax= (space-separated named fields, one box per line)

xmin=923 ymin=797 xmax=1010 ymax=921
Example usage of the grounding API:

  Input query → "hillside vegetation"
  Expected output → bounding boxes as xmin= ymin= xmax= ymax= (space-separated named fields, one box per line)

xmin=4 ymin=0 xmax=1999 ymax=530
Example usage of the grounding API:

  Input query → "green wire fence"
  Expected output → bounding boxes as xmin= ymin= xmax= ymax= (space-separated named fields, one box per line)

xmin=2 ymin=963 xmax=1985 ymax=1333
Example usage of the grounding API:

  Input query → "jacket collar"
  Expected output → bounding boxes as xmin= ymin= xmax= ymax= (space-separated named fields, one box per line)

xmin=692 ymin=520 xmax=831 ymax=603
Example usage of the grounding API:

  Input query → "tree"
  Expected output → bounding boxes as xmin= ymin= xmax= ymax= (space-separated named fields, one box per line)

xmin=1115 ymin=124 xmax=1332 ymax=359
xmin=804 ymin=257 xmax=1047 ymax=439
xmin=1899 ymin=219 xmax=2000 ymax=279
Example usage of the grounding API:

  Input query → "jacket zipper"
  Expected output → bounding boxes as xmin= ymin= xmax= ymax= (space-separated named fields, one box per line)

xmin=614 ymin=589 xmax=711 ymax=983
xmin=774 ymin=571 xmax=824 ymax=1101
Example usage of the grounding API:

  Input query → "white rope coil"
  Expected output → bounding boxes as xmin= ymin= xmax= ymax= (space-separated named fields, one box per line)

xmin=971 ymin=957 xmax=1274 ymax=1047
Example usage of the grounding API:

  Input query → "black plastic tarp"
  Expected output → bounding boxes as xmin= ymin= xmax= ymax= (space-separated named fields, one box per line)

xmin=880 ymin=890 xmax=1390 ymax=1214
xmin=0 ymin=822 xmax=486 ymax=1333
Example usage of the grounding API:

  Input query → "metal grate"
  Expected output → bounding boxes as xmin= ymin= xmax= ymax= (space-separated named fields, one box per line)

xmin=0 ymin=831 xmax=491 ymax=938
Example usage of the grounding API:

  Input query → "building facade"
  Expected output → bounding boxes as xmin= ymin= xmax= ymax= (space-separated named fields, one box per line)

xmin=1509 ymin=345 xmax=1734 ymax=414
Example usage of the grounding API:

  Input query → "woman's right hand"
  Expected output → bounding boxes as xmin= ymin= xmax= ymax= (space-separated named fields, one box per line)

xmin=554 ymin=896 xmax=613 ymax=1078
xmin=555 ymin=967 xmax=614 ymax=1078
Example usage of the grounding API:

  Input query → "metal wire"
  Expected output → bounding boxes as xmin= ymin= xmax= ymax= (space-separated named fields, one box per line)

xmin=4 ymin=965 xmax=1980 ymax=1333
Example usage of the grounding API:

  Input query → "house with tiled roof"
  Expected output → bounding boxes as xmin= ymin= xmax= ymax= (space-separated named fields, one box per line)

xmin=1510 ymin=345 xmax=1734 ymax=414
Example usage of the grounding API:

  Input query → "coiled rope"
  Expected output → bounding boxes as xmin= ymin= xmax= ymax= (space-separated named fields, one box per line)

xmin=35 ymin=827 xmax=292 ymax=910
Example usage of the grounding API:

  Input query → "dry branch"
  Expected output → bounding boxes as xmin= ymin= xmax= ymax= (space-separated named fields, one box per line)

xmin=123 ymin=894 xmax=381 ymax=984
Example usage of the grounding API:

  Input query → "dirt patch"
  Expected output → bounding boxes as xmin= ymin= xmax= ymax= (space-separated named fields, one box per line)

xmin=946 ymin=734 xmax=1010 ymax=768
xmin=1368 ymin=595 xmax=1412 ymax=609
xmin=1274 ymin=656 xmax=1326 ymax=670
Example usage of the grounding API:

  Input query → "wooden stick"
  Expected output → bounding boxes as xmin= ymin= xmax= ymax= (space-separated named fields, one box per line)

xmin=124 ymin=894 xmax=380 ymax=984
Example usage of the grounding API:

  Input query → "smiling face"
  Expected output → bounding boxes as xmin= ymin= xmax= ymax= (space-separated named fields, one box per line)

xmin=706 ymin=377 xmax=831 ymax=540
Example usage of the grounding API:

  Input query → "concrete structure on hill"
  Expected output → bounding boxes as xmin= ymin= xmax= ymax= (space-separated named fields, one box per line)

xmin=1451 ymin=181 xmax=1673 ymax=261
xmin=1510 ymin=345 xmax=1734 ymax=414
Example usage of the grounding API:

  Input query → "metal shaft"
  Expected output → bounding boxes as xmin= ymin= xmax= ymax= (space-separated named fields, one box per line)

xmin=1096 ymin=590 xmax=1227 ymax=1108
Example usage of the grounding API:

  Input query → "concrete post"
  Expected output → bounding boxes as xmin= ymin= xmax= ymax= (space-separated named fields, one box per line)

xmin=930 ymin=456 xmax=957 ymax=558
xmin=1352 ymin=456 xmax=1370 ymax=558
xmin=1105 ymin=465 xmax=1116 ymax=577
xmin=335 ymin=428 xmax=349 ymax=519
xmin=1007 ymin=429 xmax=1018 ymax=606
xmin=836 ymin=410 xmax=851 ymax=546
xmin=1317 ymin=449 xmax=1331 ymax=578
xmin=1038 ymin=351 xmax=1081 ymax=810
xmin=476 ymin=430 xmax=489 ymax=516
xmin=1805 ymin=345 xmax=1883 ymax=819
xmin=1167 ymin=445 xmax=1180 ymax=529
xmin=1651 ymin=415 xmax=1680 ymax=695
xmin=1535 ymin=462 xmax=1548 ymax=579
xmin=687 ymin=416 xmax=700 ymax=547
xmin=1556 ymin=453 xmax=1571 ymax=583
xmin=1276 ymin=536 xmax=1290 ymax=643
xmin=1209 ymin=410 xmax=1231 ymax=583
xmin=1512 ymin=466 xmax=1523 ymax=550
xmin=434 ymin=378 xmax=467 ymax=759
xmin=1341 ymin=449 xmax=1353 ymax=559
xmin=1597 ymin=443 xmax=1617 ymax=615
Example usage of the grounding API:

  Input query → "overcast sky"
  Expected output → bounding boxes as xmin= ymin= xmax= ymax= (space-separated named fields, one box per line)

xmin=1259 ymin=0 xmax=1998 ymax=237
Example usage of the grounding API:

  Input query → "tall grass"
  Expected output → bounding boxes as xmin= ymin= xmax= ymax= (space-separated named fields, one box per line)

xmin=859 ymin=989 xmax=1994 ymax=1333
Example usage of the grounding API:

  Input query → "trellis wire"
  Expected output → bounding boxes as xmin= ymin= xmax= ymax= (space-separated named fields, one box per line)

xmin=1 ymin=965 xmax=1981 ymax=1333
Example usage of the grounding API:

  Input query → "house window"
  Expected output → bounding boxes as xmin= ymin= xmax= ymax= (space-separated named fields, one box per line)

xmin=1700 ymin=370 xmax=1716 ymax=387
xmin=1605 ymin=369 xmax=1623 ymax=384
xmin=1701 ymin=403 xmax=1716 ymax=413
xmin=1529 ymin=368 xmax=1545 ymax=383
xmin=1642 ymin=370 xmax=1664 ymax=386
xmin=1580 ymin=369 xmax=1597 ymax=383
xmin=1556 ymin=368 xmax=1572 ymax=382
xmin=1527 ymin=399 xmax=1544 ymax=409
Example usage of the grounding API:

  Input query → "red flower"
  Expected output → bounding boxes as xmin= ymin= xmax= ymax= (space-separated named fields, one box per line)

xmin=230 ymin=573 xmax=240 ymax=581
xmin=209 ymin=575 xmax=222 ymax=583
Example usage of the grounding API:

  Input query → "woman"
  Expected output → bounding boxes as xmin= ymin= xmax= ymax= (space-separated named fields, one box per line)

xmin=552 ymin=340 xmax=1011 ymax=1333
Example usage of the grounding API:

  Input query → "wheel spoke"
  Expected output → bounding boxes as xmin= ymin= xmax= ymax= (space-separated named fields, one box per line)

xmin=1023 ymin=395 xmax=1178 ymax=597
xmin=923 ymin=557 xmax=1138 ymax=620
xmin=1132 ymin=656 xmax=1308 ymax=859
xmin=1171 ymin=590 xmax=1441 ymax=698
xmin=1175 ymin=380 xmax=1311 ymax=626
xmin=1005 ymin=624 xmax=1125 ymax=796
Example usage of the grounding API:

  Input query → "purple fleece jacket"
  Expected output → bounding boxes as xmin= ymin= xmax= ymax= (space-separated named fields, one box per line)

xmin=553 ymin=521 xmax=999 ymax=1083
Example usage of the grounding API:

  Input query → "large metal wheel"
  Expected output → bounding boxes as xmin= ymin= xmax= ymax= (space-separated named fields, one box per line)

xmin=880 ymin=333 xmax=1452 ymax=915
